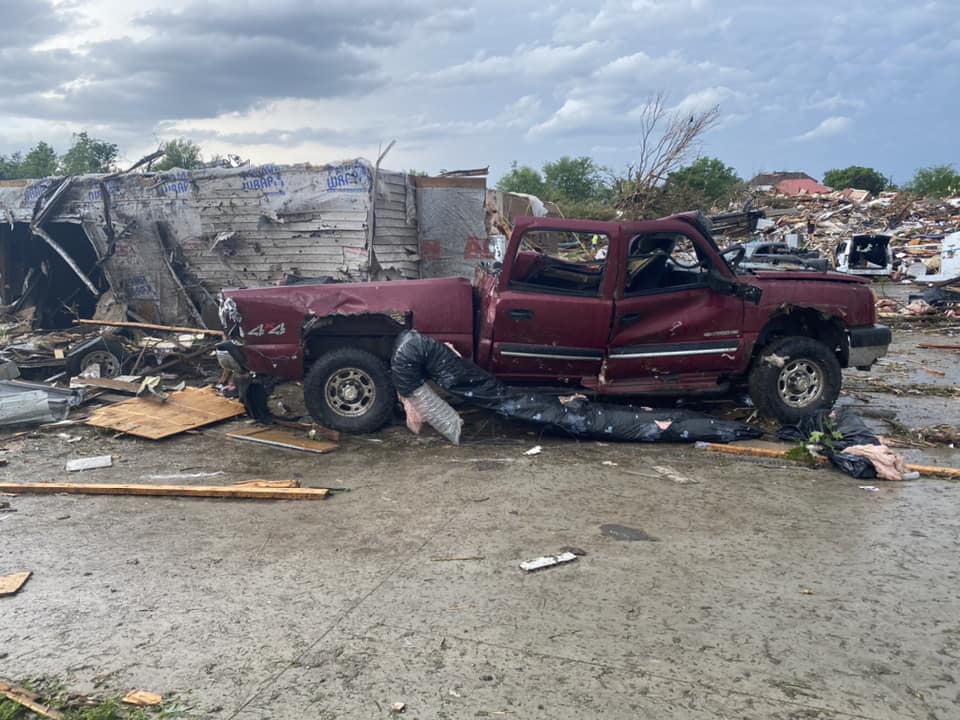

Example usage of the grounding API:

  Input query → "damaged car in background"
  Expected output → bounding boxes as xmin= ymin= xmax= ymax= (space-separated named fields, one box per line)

xmin=216 ymin=212 xmax=891 ymax=432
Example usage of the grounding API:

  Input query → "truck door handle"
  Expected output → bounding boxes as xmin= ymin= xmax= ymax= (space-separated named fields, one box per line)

xmin=620 ymin=312 xmax=642 ymax=326
xmin=509 ymin=308 xmax=534 ymax=320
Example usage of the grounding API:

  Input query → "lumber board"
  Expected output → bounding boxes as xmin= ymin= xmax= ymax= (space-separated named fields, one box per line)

xmin=226 ymin=425 xmax=338 ymax=454
xmin=917 ymin=343 xmax=960 ymax=350
xmin=76 ymin=318 xmax=224 ymax=336
xmin=0 ymin=482 xmax=328 ymax=500
xmin=700 ymin=442 xmax=960 ymax=478
xmin=85 ymin=386 xmax=245 ymax=439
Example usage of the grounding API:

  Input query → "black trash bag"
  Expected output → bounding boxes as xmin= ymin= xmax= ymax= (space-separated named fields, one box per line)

xmin=777 ymin=407 xmax=879 ymax=450
xmin=777 ymin=407 xmax=882 ymax=478
xmin=391 ymin=330 xmax=762 ymax=444
xmin=828 ymin=452 xmax=877 ymax=479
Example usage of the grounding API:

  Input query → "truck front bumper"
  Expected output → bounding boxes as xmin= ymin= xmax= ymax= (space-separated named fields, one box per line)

xmin=848 ymin=324 xmax=892 ymax=369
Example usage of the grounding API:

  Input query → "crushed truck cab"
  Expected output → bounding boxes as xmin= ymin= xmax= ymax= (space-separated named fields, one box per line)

xmin=219 ymin=211 xmax=890 ymax=432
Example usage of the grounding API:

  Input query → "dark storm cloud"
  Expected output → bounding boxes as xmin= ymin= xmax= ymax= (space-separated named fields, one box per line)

xmin=4 ymin=0 xmax=433 ymax=125
xmin=1 ymin=0 xmax=72 ymax=47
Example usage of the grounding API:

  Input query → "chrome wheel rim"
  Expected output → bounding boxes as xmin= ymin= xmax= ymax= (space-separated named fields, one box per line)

xmin=778 ymin=359 xmax=824 ymax=408
xmin=81 ymin=350 xmax=121 ymax=378
xmin=324 ymin=367 xmax=376 ymax=417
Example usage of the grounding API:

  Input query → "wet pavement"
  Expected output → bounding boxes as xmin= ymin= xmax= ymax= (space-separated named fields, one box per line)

xmin=1 ymin=314 xmax=958 ymax=719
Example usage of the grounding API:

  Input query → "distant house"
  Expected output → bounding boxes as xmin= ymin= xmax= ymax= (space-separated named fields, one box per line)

xmin=749 ymin=171 xmax=816 ymax=192
xmin=775 ymin=178 xmax=832 ymax=196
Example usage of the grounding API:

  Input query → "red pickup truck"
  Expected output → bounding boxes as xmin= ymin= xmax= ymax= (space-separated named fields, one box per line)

xmin=217 ymin=212 xmax=890 ymax=432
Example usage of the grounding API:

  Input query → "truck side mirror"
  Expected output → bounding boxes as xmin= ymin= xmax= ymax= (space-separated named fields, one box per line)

xmin=707 ymin=269 xmax=762 ymax=304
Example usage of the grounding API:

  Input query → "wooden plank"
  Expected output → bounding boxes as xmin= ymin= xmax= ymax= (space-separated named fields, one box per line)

xmin=233 ymin=479 xmax=300 ymax=488
xmin=226 ymin=425 xmax=338 ymax=454
xmin=0 ymin=482 xmax=328 ymax=500
xmin=699 ymin=442 xmax=960 ymax=479
xmin=0 ymin=680 xmax=64 ymax=719
xmin=0 ymin=571 xmax=32 ymax=596
xmin=76 ymin=319 xmax=223 ymax=336
xmin=917 ymin=343 xmax=960 ymax=350
xmin=85 ymin=387 xmax=245 ymax=439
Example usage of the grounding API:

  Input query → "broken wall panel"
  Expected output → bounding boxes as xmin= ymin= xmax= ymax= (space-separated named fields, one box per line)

xmin=0 ymin=159 xmax=421 ymax=325
xmin=415 ymin=177 xmax=490 ymax=279
xmin=372 ymin=172 xmax=420 ymax=279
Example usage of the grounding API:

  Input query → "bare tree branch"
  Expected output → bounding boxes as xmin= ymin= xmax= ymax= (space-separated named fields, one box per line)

xmin=618 ymin=93 xmax=720 ymax=217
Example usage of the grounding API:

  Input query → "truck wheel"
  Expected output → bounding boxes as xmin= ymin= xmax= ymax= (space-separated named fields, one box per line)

xmin=748 ymin=336 xmax=841 ymax=424
xmin=303 ymin=348 xmax=395 ymax=433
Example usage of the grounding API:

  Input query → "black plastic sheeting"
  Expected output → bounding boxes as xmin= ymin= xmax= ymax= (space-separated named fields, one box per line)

xmin=391 ymin=330 xmax=762 ymax=444
xmin=778 ymin=408 xmax=881 ymax=478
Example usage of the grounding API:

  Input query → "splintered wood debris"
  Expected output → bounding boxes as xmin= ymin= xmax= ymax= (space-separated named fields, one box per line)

xmin=121 ymin=689 xmax=163 ymax=706
xmin=85 ymin=386 xmax=245 ymax=439
xmin=0 ymin=571 xmax=32 ymax=597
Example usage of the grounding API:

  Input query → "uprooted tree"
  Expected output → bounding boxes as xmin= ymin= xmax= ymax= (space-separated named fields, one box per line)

xmin=616 ymin=93 xmax=720 ymax=218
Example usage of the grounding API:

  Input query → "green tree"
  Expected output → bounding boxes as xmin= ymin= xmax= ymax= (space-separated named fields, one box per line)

xmin=662 ymin=157 xmax=742 ymax=205
xmin=496 ymin=161 xmax=546 ymax=197
xmin=154 ymin=138 xmax=204 ymax=171
xmin=542 ymin=156 xmax=609 ymax=202
xmin=906 ymin=165 xmax=960 ymax=199
xmin=59 ymin=132 xmax=119 ymax=175
xmin=822 ymin=166 xmax=888 ymax=195
xmin=17 ymin=142 xmax=59 ymax=179
xmin=0 ymin=151 xmax=25 ymax=179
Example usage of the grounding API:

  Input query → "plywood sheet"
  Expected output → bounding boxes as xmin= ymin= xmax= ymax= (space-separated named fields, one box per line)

xmin=227 ymin=425 xmax=338 ymax=454
xmin=85 ymin=386 xmax=245 ymax=439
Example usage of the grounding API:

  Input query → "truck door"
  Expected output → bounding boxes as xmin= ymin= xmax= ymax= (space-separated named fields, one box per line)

xmin=604 ymin=227 xmax=746 ymax=386
xmin=490 ymin=226 xmax=615 ymax=382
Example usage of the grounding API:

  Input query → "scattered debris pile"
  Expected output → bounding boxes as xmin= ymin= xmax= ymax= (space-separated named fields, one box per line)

xmin=718 ymin=191 xmax=960 ymax=281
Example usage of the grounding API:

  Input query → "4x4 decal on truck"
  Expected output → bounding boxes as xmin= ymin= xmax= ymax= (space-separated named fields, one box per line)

xmin=247 ymin=322 xmax=286 ymax=337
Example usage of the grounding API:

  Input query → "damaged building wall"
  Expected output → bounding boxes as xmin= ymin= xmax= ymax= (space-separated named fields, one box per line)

xmin=0 ymin=160 xmax=421 ymax=326
xmin=416 ymin=176 xmax=491 ymax=279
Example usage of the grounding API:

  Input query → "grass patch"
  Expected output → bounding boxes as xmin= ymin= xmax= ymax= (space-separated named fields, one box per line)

xmin=0 ymin=679 xmax=192 ymax=720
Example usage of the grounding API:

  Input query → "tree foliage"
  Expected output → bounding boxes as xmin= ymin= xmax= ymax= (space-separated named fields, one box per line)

xmin=905 ymin=165 xmax=960 ymax=199
xmin=154 ymin=138 xmax=204 ymax=171
xmin=662 ymin=157 xmax=742 ymax=205
xmin=59 ymin=132 xmax=119 ymax=175
xmin=496 ymin=161 xmax=546 ymax=197
xmin=542 ymin=156 xmax=611 ymax=203
xmin=822 ymin=166 xmax=888 ymax=195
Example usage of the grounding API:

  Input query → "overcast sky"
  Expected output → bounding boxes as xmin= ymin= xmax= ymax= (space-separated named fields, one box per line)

xmin=2 ymin=0 xmax=957 ymax=184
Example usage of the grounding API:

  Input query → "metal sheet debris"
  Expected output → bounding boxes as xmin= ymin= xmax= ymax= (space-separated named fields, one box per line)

xmin=519 ymin=552 xmax=578 ymax=572
xmin=65 ymin=455 xmax=113 ymax=472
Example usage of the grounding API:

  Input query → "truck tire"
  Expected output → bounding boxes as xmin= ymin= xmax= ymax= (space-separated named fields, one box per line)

xmin=748 ymin=336 xmax=841 ymax=424
xmin=303 ymin=347 xmax=395 ymax=433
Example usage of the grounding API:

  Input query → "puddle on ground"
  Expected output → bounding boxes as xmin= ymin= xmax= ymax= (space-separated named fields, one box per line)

xmin=600 ymin=524 xmax=658 ymax=541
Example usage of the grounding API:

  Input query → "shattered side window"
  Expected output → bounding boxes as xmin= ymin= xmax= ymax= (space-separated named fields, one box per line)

xmin=625 ymin=232 xmax=708 ymax=294
xmin=510 ymin=230 xmax=609 ymax=296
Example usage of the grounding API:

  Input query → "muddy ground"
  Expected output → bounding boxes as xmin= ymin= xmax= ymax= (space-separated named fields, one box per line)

xmin=2 ymin=294 xmax=958 ymax=719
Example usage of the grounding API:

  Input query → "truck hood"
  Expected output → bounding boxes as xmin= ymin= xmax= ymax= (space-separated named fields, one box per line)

xmin=745 ymin=269 xmax=870 ymax=284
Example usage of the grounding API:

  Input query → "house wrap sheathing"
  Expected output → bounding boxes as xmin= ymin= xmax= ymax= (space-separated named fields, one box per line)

xmin=0 ymin=159 xmax=428 ymax=326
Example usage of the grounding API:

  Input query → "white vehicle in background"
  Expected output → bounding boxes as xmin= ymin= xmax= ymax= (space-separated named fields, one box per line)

xmin=834 ymin=234 xmax=892 ymax=277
